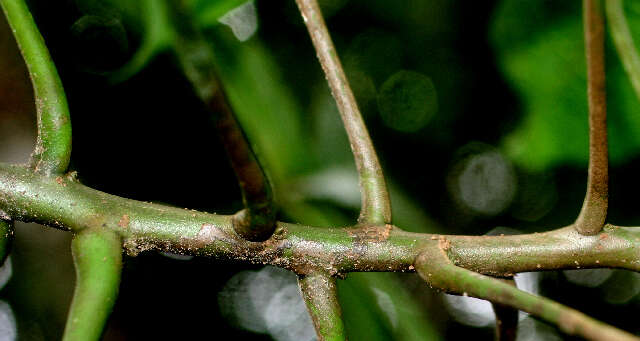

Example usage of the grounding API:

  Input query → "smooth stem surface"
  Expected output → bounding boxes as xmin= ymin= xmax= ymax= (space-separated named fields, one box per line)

xmin=416 ymin=244 xmax=639 ymax=341
xmin=607 ymin=0 xmax=640 ymax=101
xmin=295 ymin=0 xmax=391 ymax=225
xmin=1 ymin=0 xmax=71 ymax=176
xmin=298 ymin=272 xmax=347 ymax=341
xmin=170 ymin=1 xmax=275 ymax=241
xmin=63 ymin=229 xmax=122 ymax=341
xmin=576 ymin=0 xmax=608 ymax=235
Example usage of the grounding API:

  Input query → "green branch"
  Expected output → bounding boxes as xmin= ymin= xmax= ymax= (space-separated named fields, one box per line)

xmin=2 ymin=163 xmax=640 ymax=338
xmin=0 ymin=163 xmax=418 ymax=273
xmin=295 ymin=0 xmax=392 ymax=226
xmin=1 ymin=0 xmax=71 ymax=176
xmin=2 ymin=162 xmax=640 ymax=275
xmin=298 ymin=272 xmax=346 ymax=341
xmin=63 ymin=229 xmax=122 ymax=341
xmin=576 ymin=0 xmax=609 ymax=236
xmin=606 ymin=0 xmax=640 ymax=102
xmin=416 ymin=244 xmax=639 ymax=341
xmin=444 ymin=225 xmax=640 ymax=276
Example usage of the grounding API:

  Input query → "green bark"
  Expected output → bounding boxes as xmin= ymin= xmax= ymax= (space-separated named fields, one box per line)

xmin=63 ymin=229 xmax=122 ymax=341
xmin=298 ymin=272 xmax=347 ymax=341
xmin=0 ymin=0 xmax=72 ymax=176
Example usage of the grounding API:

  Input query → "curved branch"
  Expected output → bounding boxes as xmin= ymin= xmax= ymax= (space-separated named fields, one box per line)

xmin=169 ymin=2 xmax=276 ymax=241
xmin=1 ymin=0 xmax=72 ymax=176
xmin=298 ymin=272 xmax=346 ymax=341
xmin=63 ymin=228 xmax=122 ymax=341
xmin=606 ymin=0 xmax=640 ymax=101
xmin=295 ymin=0 xmax=392 ymax=225
xmin=576 ymin=0 xmax=609 ymax=235
xmin=416 ymin=244 xmax=639 ymax=341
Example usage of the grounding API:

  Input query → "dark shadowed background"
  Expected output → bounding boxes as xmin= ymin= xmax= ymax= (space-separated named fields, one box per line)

xmin=2 ymin=0 xmax=640 ymax=340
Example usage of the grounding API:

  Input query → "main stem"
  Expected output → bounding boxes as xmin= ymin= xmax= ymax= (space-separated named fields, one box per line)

xmin=0 ymin=163 xmax=639 ymax=339
xmin=576 ymin=0 xmax=609 ymax=236
xmin=295 ymin=0 xmax=392 ymax=226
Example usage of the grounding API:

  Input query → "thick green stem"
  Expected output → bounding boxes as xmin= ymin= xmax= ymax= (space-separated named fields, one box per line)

xmin=298 ymin=272 xmax=347 ymax=341
xmin=169 ymin=1 xmax=276 ymax=241
xmin=2 ymin=162 xmax=640 ymax=337
xmin=416 ymin=244 xmax=638 ymax=341
xmin=606 ymin=0 xmax=640 ymax=102
xmin=444 ymin=225 xmax=640 ymax=276
xmin=1 ymin=163 xmax=640 ymax=276
xmin=1 ymin=0 xmax=71 ymax=176
xmin=63 ymin=228 xmax=122 ymax=341
xmin=576 ymin=0 xmax=608 ymax=236
xmin=295 ymin=0 xmax=391 ymax=226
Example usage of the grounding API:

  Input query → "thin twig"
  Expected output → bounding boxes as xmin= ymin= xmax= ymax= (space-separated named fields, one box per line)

xmin=298 ymin=272 xmax=347 ymax=341
xmin=416 ymin=244 xmax=639 ymax=341
xmin=1 ymin=0 xmax=72 ymax=176
xmin=63 ymin=229 xmax=122 ymax=341
xmin=606 ymin=0 xmax=640 ymax=101
xmin=491 ymin=277 xmax=518 ymax=341
xmin=169 ymin=1 xmax=276 ymax=241
xmin=576 ymin=0 xmax=609 ymax=236
xmin=295 ymin=0 xmax=392 ymax=225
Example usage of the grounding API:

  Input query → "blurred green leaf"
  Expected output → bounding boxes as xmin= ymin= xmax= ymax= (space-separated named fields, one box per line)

xmin=209 ymin=34 xmax=312 ymax=183
xmin=109 ymin=0 xmax=174 ymax=82
xmin=190 ymin=0 xmax=249 ymax=28
xmin=492 ymin=0 xmax=640 ymax=170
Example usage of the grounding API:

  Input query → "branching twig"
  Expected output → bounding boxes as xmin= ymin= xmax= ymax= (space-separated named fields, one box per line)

xmin=2 ymin=163 xmax=640 ymax=275
xmin=169 ymin=2 xmax=276 ymax=241
xmin=606 ymin=0 xmax=640 ymax=101
xmin=0 ymin=0 xmax=72 ymax=176
xmin=295 ymin=0 xmax=392 ymax=226
xmin=2 ymin=163 xmax=640 ymax=338
xmin=298 ymin=272 xmax=347 ymax=341
xmin=416 ymin=244 xmax=639 ymax=341
xmin=63 ymin=229 xmax=122 ymax=341
xmin=576 ymin=0 xmax=609 ymax=235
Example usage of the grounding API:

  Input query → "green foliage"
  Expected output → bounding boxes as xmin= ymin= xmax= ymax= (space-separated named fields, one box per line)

xmin=189 ymin=0 xmax=249 ymax=28
xmin=492 ymin=0 xmax=640 ymax=171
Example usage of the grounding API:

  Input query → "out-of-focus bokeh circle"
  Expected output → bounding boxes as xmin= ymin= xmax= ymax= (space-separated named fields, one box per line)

xmin=377 ymin=70 xmax=438 ymax=133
